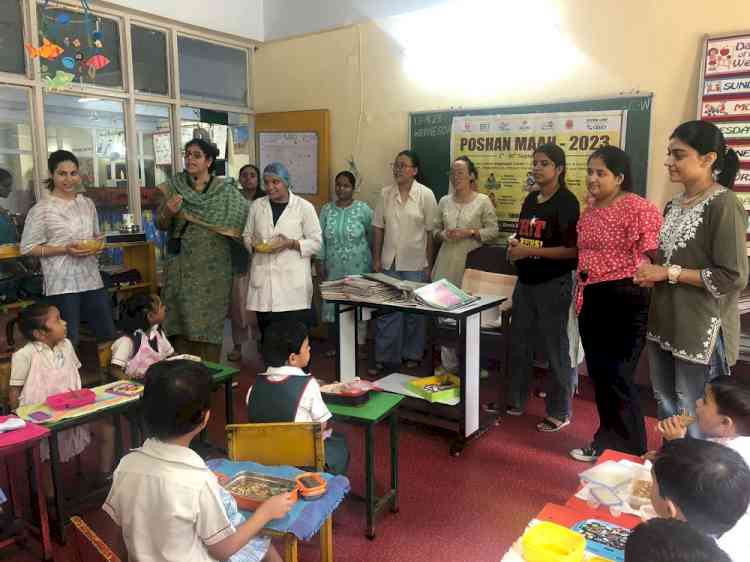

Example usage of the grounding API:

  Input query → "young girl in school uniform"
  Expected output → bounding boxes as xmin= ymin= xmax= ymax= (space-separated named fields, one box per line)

xmin=110 ymin=294 xmax=173 ymax=380
xmin=8 ymin=303 xmax=114 ymax=495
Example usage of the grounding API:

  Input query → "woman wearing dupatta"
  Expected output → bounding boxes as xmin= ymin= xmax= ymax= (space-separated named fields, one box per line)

xmin=156 ymin=139 xmax=249 ymax=361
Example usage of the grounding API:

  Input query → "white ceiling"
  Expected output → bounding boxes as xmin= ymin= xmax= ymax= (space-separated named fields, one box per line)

xmin=262 ymin=0 xmax=450 ymax=41
xmin=105 ymin=0 xmax=449 ymax=42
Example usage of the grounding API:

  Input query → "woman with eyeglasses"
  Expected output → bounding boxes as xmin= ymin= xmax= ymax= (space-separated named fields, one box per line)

xmin=371 ymin=149 xmax=438 ymax=374
xmin=157 ymin=139 xmax=250 ymax=362
xmin=432 ymin=156 xmax=499 ymax=373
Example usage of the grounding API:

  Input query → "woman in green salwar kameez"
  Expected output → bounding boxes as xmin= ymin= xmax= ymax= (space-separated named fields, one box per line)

xmin=156 ymin=139 xmax=249 ymax=362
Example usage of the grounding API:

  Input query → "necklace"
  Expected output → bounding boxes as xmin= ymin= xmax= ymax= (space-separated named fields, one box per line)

xmin=537 ymin=186 xmax=559 ymax=204
xmin=680 ymin=185 xmax=715 ymax=207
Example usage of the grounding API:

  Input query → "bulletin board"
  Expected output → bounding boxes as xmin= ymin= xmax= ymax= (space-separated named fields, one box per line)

xmin=255 ymin=110 xmax=330 ymax=209
xmin=697 ymin=31 xmax=750 ymax=209
xmin=259 ymin=132 xmax=318 ymax=195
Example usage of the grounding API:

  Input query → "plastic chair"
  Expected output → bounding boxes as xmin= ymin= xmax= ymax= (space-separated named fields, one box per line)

xmin=225 ymin=422 xmax=332 ymax=562
xmin=70 ymin=516 xmax=123 ymax=562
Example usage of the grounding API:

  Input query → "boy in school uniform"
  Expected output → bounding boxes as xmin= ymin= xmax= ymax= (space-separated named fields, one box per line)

xmin=650 ymin=438 xmax=750 ymax=562
xmin=624 ymin=519 xmax=731 ymax=562
xmin=246 ymin=320 xmax=349 ymax=474
xmin=104 ymin=360 xmax=294 ymax=562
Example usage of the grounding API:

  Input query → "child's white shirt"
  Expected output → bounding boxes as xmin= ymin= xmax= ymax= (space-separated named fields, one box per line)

xmin=110 ymin=325 xmax=174 ymax=368
xmin=104 ymin=438 xmax=238 ymax=562
xmin=245 ymin=365 xmax=332 ymax=424
xmin=10 ymin=339 xmax=80 ymax=387
xmin=712 ymin=436 xmax=750 ymax=562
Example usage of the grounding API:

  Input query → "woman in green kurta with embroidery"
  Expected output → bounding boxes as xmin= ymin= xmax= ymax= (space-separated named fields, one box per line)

xmin=315 ymin=171 xmax=373 ymax=357
xmin=157 ymin=139 xmax=249 ymax=362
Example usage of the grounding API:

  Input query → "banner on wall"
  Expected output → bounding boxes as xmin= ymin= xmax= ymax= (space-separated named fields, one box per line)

xmin=450 ymin=111 xmax=626 ymax=236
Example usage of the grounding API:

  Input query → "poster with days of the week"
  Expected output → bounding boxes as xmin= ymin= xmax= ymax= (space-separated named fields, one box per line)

xmin=698 ymin=32 xmax=750 ymax=194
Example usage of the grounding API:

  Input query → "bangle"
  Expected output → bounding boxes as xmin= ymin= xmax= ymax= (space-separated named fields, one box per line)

xmin=40 ymin=246 xmax=45 ymax=257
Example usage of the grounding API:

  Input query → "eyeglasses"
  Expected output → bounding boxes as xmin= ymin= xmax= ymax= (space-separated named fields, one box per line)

xmin=184 ymin=150 xmax=204 ymax=160
xmin=390 ymin=162 xmax=415 ymax=172
xmin=446 ymin=170 xmax=469 ymax=179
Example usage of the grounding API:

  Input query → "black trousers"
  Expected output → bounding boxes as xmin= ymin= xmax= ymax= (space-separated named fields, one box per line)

xmin=578 ymin=279 xmax=649 ymax=455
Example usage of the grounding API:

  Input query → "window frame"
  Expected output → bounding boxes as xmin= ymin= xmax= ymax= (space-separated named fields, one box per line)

xmin=0 ymin=0 xmax=255 ymax=228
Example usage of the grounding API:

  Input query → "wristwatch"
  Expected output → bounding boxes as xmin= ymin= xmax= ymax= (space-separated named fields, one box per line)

xmin=667 ymin=264 xmax=683 ymax=284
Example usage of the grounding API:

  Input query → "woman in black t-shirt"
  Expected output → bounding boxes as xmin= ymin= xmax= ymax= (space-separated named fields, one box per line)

xmin=489 ymin=144 xmax=580 ymax=432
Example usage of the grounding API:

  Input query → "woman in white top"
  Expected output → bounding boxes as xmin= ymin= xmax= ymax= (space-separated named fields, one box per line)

xmin=242 ymin=162 xmax=322 ymax=342
xmin=433 ymin=156 xmax=499 ymax=372
xmin=371 ymin=149 xmax=438 ymax=373
xmin=20 ymin=150 xmax=115 ymax=346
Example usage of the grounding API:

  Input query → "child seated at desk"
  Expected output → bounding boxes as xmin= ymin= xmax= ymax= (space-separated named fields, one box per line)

xmin=651 ymin=439 xmax=750 ymax=562
xmin=656 ymin=375 xmax=750 ymax=465
xmin=110 ymin=294 xmax=173 ymax=380
xmin=8 ymin=303 xmax=114 ymax=496
xmin=625 ymin=519 xmax=731 ymax=562
xmin=105 ymin=360 xmax=293 ymax=562
xmin=246 ymin=320 xmax=350 ymax=475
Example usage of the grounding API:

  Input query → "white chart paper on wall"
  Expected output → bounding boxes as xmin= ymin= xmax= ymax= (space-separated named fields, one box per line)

xmin=259 ymin=132 xmax=318 ymax=194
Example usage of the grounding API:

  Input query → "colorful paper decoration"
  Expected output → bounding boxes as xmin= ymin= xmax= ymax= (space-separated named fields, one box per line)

xmin=43 ymin=70 xmax=75 ymax=91
xmin=24 ymin=38 xmax=64 ymax=60
xmin=61 ymin=56 xmax=75 ymax=69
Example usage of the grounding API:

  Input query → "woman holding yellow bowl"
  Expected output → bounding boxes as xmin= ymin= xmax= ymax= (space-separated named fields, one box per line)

xmin=242 ymin=162 xmax=322 ymax=343
xmin=20 ymin=149 xmax=115 ymax=346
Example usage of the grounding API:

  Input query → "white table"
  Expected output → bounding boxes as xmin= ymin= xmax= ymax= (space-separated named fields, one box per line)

xmin=328 ymin=295 xmax=505 ymax=455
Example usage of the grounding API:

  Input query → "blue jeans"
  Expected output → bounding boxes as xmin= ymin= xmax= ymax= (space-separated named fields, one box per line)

xmin=647 ymin=334 xmax=729 ymax=438
xmin=46 ymin=287 xmax=116 ymax=346
xmin=374 ymin=268 xmax=426 ymax=365
xmin=507 ymin=273 xmax=577 ymax=421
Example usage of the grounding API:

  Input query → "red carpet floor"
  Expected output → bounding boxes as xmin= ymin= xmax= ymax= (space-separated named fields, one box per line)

xmin=0 ymin=340 xmax=663 ymax=562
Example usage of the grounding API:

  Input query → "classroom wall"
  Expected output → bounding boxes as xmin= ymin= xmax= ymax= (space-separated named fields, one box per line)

xmin=253 ymin=0 xmax=749 ymax=208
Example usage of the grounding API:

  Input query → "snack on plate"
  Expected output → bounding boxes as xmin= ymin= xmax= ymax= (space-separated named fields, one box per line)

xmin=629 ymin=479 xmax=653 ymax=510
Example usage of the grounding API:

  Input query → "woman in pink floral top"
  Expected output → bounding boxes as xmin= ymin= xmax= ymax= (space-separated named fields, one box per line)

xmin=569 ymin=146 xmax=662 ymax=462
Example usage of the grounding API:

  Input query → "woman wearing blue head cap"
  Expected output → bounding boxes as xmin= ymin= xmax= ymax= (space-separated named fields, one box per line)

xmin=242 ymin=162 xmax=322 ymax=341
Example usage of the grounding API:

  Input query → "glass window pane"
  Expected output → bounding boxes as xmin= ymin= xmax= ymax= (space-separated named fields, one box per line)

xmin=36 ymin=4 xmax=123 ymax=89
xmin=0 ymin=86 xmax=36 ymax=241
xmin=132 ymin=25 xmax=168 ymax=96
xmin=178 ymin=36 xmax=247 ymax=106
xmin=0 ymin=0 xmax=26 ymax=75
xmin=43 ymin=94 xmax=128 ymax=233
xmin=136 ymin=102 xmax=172 ymax=261
xmin=179 ymin=108 xmax=252 ymax=180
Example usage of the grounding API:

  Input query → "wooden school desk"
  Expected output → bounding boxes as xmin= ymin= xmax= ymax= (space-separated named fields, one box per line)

xmin=329 ymin=296 xmax=505 ymax=455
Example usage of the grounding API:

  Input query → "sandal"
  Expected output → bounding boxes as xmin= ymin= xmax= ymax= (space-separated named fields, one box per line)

xmin=403 ymin=359 xmax=420 ymax=370
xmin=324 ymin=349 xmax=337 ymax=358
xmin=227 ymin=348 xmax=242 ymax=362
xmin=536 ymin=417 xmax=570 ymax=432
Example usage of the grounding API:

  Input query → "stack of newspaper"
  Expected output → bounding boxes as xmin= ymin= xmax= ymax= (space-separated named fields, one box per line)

xmin=321 ymin=274 xmax=478 ymax=310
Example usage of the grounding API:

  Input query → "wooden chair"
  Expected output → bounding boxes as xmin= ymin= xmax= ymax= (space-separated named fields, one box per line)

xmin=97 ymin=342 xmax=114 ymax=383
xmin=70 ymin=516 xmax=123 ymax=562
xmin=225 ymin=422 xmax=332 ymax=562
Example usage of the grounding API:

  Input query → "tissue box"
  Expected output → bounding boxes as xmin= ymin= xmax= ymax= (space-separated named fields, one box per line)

xmin=406 ymin=374 xmax=460 ymax=403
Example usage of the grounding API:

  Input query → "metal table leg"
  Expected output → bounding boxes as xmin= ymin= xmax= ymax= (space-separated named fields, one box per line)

xmin=365 ymin=424 xmax=375 ymax=540
xmin=389 ymin=412 xmax=399 ymax=514
xmin=48 ymin=432 xmax=65 ymax=544
xmin=225 ymin=380 xmax=234 ymax=425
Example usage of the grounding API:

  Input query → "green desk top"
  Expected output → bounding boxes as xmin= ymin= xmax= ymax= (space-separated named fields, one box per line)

xmin=326 ymin=391 xmax=403 ymax=422
xmin=203 ymin=361 xmax=240 ymax=385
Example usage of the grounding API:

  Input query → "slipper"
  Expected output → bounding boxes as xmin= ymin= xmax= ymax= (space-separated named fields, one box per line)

xmin=536 ymin=417 xmax=570 ymax=432
xmin=403 ymin=359 xmax=420 ymax=369
xmin=227 ymin=349 xmax=242 ymax=362
xmin=324 ymin=349 xmax=337 ymax=358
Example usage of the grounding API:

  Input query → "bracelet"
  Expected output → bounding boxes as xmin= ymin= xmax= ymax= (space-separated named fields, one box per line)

xmin=40 ymin=246 xmax=45 ymax=257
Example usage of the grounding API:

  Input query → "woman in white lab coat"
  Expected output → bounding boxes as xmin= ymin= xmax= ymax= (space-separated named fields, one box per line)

xmin=243 ymin=162 xmax=322 ymax=342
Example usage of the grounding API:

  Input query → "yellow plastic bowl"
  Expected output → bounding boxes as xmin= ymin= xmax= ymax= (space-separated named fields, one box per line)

xmin=254 ymin=242 xmax=273 ymax=253
xmin=76 ymin=238 xmax=105 ymax=251
xmin=521 ymin=521 xmax=585 ymax=562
